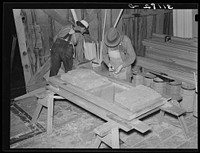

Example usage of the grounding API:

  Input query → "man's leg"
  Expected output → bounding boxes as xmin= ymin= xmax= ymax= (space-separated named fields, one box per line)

xmin=49 ymin=41 xmax=62 ymax=77
xmin=62 ymin=44 xmax=74 ymax=73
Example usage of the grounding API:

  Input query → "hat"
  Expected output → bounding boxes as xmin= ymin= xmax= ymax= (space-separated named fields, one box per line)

xmin=76 ymin=20 xmax=89 ymax=29
xmin=104 ymin=28 xmax=121 ymax=48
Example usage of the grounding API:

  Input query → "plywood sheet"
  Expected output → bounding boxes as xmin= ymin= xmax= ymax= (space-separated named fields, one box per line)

xmin=60 ymin=69 xmax=111 ymax=91
xmin=115 ymin=85 xmax=162 ymax=112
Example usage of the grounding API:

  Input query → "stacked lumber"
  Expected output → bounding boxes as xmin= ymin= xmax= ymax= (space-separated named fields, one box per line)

xmin=140 ymin=33 xmax=197 ymax=85
xmin=142 ymin=33 xmax=197 ymax=71
xmin=136 ymin=56 xmax=196 ymax=85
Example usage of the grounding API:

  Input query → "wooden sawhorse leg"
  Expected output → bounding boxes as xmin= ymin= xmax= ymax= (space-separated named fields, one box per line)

xmin=94 ymin=122 xmax=120 ymax=149
xmin=31 ymin=90 xmax=55 ymax=135
xmin=159 ymin=102 xmax=189 ymax=139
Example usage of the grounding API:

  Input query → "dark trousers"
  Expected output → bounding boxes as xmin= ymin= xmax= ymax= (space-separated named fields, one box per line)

xmin=49 ymin=38 xmax=74 ymax=77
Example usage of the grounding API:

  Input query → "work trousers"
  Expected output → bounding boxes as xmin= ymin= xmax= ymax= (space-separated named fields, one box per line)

xmin=49 ymin=38 xmax=74 ymax=77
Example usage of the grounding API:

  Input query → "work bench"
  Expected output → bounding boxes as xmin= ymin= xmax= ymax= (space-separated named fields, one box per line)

xmin=29 ymin=69 xmax=188 ymax=148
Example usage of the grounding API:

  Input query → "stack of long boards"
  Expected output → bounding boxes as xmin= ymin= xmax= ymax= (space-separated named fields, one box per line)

xmin=140 ymin=33 xmax=197 ymax=85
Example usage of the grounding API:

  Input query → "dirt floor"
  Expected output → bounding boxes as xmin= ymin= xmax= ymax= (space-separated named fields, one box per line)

xmin=10 ymin=94 xmax=198 ymax=149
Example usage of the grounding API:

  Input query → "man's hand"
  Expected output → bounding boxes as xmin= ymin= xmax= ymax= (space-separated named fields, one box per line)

xmin=108 ymin=63 xmax=115 ymax=72
xmin=115 ymin=65 xmax=123 ymax=74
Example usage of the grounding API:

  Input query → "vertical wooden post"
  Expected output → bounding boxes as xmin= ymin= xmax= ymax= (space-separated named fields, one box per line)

xmin=99 ymin=9 xmax=107 ymax=63
xmin=13 ymin=9 xmax=32 ymax=89
xmin=113 ymin=9 xmax=123 ymax=28
xmin=47 ymin=91 xmax=54 ymax=135
xmin=10 ymin=35 xmax=17 ymax=72
xmin=70 ymin=9 xmax=78 ymax=23
xmin=111 ymin=127 xmax=120 ymax=148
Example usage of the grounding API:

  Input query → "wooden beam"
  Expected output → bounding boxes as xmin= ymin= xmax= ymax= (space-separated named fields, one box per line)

xmin=113 ymin=9 xmax=123 ymax=28
xmin=26 ymin=80 xmax=48 ymax=92
xmin=70 ymin=9 xmax=78 ymax=23
xmin=99 ymin=9 xmax=107 ymax=63
xmin=14 ymin=87 xmax=46 ymax=101
xmin=13 ymin=9 xmax=32 ymax=87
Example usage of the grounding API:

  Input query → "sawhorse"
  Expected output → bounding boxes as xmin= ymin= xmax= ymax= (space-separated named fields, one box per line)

xmin=159 ymin=100 xmax=189 ymax=139
xmin=93 ymin=100 xmax=189 ymax=148
xmin=31 ymin=89 xmax=64 ymax=134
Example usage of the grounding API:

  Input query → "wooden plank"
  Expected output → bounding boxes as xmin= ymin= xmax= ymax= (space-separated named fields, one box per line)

xmin=130 ymin=119 xmax=151 ymax=133
xmin=46 ymin=91 xmax=54 ymax=134
xmin=145 ymin=49 xmax=197 ymax=70
xmin=113 ymin=9 xmax=123 ymax=28
xmin=94 ymin=122 xmax=116 ymax=137
xmin=14 ymin=87 xmax=46 ymax=101
xmin=99 ymin=9 xmax=107 ymax=63
xmin=136 ymin=56 xmax=196 ymax=85
xmin=70 ymin=9 xmax=78 ymax=23
xmin=13 ymin=9 xmax=32 ymax=87
xmin=160 ymin=102 xmax=185 ymax=116
xmin=26 ymin=80 xmax=48 ymax=92
xmin=111 ymin=127 xmax=120 ymax=148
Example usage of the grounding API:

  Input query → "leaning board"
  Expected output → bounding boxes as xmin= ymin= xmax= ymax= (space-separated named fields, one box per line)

xmin=49 ymin=69 xmax=166 ymax=120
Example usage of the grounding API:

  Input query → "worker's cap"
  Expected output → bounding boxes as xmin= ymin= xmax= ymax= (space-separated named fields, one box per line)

xmin=76 ymin=20 xmax=89 ymax=29
xmin=104 ymin=28 xmax=121 ymax=48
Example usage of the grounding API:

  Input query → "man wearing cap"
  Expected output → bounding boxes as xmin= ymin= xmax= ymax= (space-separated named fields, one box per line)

xmin=49 ymin=20 xmax=91 ymax=77
xmin=102 ymin=27 xmax=136 ymax=82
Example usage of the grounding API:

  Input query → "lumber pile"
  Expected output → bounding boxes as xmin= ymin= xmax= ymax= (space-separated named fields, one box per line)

xmin=136 ymin=56 xmax=196 ymax=85
xmin=139 ymin=33 xmax=197 ymax=85
xmin=143 ymin=33 xmax=197 ymax=70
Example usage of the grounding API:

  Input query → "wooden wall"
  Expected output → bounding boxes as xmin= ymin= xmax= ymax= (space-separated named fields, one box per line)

xmin=121 ymin=9 xmax=173 ymax=56
xmin=13 ymin=9 xmax=173 ymax=92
